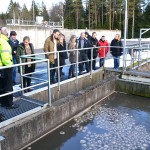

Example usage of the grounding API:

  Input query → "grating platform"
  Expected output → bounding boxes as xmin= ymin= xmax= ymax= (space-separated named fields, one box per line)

xmin=0 ymin=96 xmax=46 ymax=121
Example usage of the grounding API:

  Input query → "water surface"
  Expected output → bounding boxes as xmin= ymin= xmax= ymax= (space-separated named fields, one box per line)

xmin=25 ymin=92 xmax=150 ymax=150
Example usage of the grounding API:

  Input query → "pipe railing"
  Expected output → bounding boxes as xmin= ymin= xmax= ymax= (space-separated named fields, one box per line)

xmin=0 ymin=46 xmax=149 ymax=107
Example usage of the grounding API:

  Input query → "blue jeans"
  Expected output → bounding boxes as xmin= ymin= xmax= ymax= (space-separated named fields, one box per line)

xmin=113 ymin=56 xmax=120 ymax=69
xmin=12 ymin=56 xmax=17 ymax=83
xmin=99 ymin=58 xmax=105 ymax=68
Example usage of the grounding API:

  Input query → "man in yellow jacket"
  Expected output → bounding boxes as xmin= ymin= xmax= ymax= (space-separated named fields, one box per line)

xmin=0 ymin=27 xmax=18 ymax=109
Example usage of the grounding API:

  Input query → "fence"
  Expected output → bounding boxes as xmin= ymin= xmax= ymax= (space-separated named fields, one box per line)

xmin=0 ymin=46 xmax=149 ymax=110
xmin=6 ymin=19 xmax=63 ymax=29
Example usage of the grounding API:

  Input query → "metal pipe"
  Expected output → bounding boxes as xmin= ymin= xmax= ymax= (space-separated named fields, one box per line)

xmin=19 ymin=57 xmax=24 ymax=95
xmin=123 ymin=0 xmax=128 ymax=73
xmin=90 ymin=48 xmax=93 ymax=78
xmin=0 ymin=81 xmax=48 ymax=98
xmin=57 ymin=51 xmax=60 ymax=91
xmin=47 ymin=59 xmax=51 ymax=106
xmin=21 ymin=75 xmax=47 ymax=82
xmin=76 ymin=49 xmax=79 ymax=84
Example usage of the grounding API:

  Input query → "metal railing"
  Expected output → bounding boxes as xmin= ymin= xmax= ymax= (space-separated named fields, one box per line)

xmin=6 ymin=19 xmax=63 ymax=28
xmin=0 ymin=46 xmax=149 ymax=108
xmin=0 ymin=58 xmax=51 ymax=105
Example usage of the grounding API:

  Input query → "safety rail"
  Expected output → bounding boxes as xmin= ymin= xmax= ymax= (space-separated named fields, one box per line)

xmin=0 ymin=58 xmax=51 ymax=106
xmin=0 ymin=46 xmax=149 ymax=108
xmin=6 ymin=19 xmax=63 ymax=28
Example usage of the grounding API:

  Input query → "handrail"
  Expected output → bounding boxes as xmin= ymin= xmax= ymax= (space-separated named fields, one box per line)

xmin=0 ymin=45 xmax=149 ymax=108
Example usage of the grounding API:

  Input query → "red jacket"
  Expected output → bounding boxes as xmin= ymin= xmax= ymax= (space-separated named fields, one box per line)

xmin=98 ymin=40 xmax=109 ymax=58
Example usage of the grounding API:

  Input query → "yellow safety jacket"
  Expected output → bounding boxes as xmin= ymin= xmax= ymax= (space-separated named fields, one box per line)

xmin=0 ymin=34 xmax=12 ymax=67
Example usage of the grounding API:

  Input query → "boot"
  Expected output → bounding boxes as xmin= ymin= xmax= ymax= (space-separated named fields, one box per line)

xmin=68 ymin=70 xmax=72 ymax=79
xmin=72 ymin=71 xmax=75 ymax=77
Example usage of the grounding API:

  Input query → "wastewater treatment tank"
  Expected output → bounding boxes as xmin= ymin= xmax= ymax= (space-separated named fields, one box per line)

xmin=24 ymin=92 xmax=150 ymax=150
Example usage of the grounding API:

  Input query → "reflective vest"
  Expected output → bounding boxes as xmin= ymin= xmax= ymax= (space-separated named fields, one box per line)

xmin=0 ymin=34 xmax=12 ymax=67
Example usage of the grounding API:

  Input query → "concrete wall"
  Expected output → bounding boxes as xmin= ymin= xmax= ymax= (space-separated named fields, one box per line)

xmin=30 ymin=70 xmax=105 ymax=102
xmin=116 ymin=79 xmax=150 ymax=97
xmin=137 ymin=62 xmax=150 ymax=72
xmin=6 ymin=26 xmax=121 ymax=49
xmin=0 ymin=76 xmax=116 ymax=150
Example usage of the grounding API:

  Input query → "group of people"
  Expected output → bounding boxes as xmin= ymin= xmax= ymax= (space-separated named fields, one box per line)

xmin=44 ymin=29 xmax=123 ymax=83
xmin=0 ymin=27 xmax=35 ymax=110
xmin=0 ymin=27 xmax=123 ymax=111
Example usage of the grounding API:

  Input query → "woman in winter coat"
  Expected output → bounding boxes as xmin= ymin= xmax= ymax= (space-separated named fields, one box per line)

xmin=16 ymin=36 xmax=35 ymax=92
xmin=68 ymin=35 xmax=77 ymax=78
xmin=57 ymin=34 xmax=68 ymax=79
xmin=110 ymin=34 xmax=123 ymax=69
xmin=98 ymin=36 xmax=109 ymax=68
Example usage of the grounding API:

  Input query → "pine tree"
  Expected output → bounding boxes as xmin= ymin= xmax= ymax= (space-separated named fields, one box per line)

xmin=64 ymin=0 xmax=76 ymax=29
xmin=29 ymin=0 xmax=39 ymax=21
xmin=21 ymin=4 xmax=30 ymax=20
xmin=41 ymin=1 xmax=49 ymax=21
xmin=7 ymin=0 xmax=21 ymax=19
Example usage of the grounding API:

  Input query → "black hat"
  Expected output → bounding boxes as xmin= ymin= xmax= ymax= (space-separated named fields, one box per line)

xmin=10 ymin=31 xmax=17 ymax=36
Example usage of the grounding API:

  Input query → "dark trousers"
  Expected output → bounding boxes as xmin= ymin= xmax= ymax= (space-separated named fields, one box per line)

xmin=0 ymin=68 xmax=13 ymax=107
xmin=69 ymin=63 xmax=75 ymax=73
xmin=88 ymin=56 xmax=97 ymax=70
xmin=12 ymin=56 xmax=17 ymax=83
xmin=23 ymin=66 xmax=32 ymax=88
xmin=79 ymin=53 xmax=89 ymax=72
xmin=50 ymin=59 xmax=58 ymax=81
xmin=99 ymin=58 xmax=105 ymax=67
xmin=0 ymin=71 xmax=4 ymax=103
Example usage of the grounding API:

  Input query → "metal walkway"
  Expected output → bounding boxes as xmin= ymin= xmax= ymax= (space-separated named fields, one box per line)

xmin=0 ymin=96 xmax=46 ymax=125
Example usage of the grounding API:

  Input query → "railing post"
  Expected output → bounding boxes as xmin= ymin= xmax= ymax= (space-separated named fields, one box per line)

xmin=19 ymin=57 xmax=24 ymax=95
xmin=76 ymin=49 xmax=79 ymax=84
xmin=47 ymin=59 xmax=51 ymax=106
xmin=138 ymin=49 xmax=141 ymax=67
xmin=103 ymin=47 xmax=106 ymax=69
xmin=90 ymin=48 xmax=93 ymax=78
xmin=57 ymin=51 xmax=60 ymax=91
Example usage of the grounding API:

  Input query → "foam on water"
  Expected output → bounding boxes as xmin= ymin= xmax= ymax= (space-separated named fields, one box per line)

xmin=72 ymin=105 xmax=150 ymax=150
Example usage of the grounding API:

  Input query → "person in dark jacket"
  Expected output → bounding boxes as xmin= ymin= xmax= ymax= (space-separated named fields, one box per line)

xmin=8 ymin=31 xmax=19 ymax=85
xmin=110 ymin=34 xmax=123 ymax=69
xmin=88 ymin=32 xmax=98 ymax=70
xmin=16 ymin=36 xmax=35 ymax=92
xmin=57 ymin=34 xmax=68 ymax=79
xmin=77 ymin=32 xmax=91 ymax=75
xmin=85 ymin=32 xmax=91 ymax=40
xmin=68 ymin=35 xmax=77 ymax=78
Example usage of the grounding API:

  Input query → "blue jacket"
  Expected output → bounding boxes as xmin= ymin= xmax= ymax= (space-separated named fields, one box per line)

xmin=8 ymin=38 xmax=19 ymax=56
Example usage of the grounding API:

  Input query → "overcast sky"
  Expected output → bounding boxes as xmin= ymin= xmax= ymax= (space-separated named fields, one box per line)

xmin=0 ymin=0 xmax=64 ymax=13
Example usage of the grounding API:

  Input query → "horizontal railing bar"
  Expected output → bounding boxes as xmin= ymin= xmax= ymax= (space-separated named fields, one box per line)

xmin=0 ymin=81 xmax=48 ymax=98
xmin=21 ymin=75 xmax=48 ymax=82
xmin=0 ymin=59 xmax=49 ymax=70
